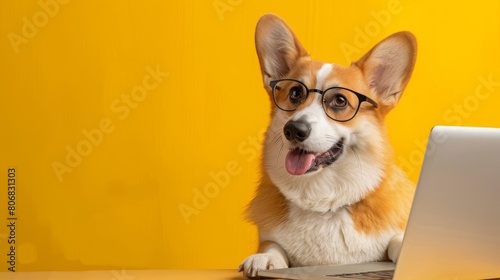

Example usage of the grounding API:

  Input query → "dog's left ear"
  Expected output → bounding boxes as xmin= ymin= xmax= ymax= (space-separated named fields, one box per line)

xmin=355 ymin=32 xmax=417 ymax=109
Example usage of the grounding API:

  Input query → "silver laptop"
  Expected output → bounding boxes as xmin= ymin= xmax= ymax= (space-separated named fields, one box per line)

xmin=259 ymin=126 xmax=500 ymax=280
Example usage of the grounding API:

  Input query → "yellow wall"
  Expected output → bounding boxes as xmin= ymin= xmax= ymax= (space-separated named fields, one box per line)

xmin=1 ymin=0 xmax=500 ymax=271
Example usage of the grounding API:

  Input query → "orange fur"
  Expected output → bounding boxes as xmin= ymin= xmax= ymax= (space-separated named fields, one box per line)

xmin=247 ymin=170 xmax=288 ymax=235
xmin=349 ymin=166 xmax=415 ymax=234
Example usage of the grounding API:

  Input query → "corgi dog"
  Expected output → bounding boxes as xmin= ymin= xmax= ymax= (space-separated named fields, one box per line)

xmin=238 ymin=14 xmax=417 ymax=278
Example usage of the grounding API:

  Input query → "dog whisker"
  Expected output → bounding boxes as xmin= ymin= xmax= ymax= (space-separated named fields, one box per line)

xmin=277 ymin=141 xmax=285 ymax=165
xmin=272 ymin=130 xmax=283 ymax=145
xmin=324 ymin=135 xmax=338 ymax=145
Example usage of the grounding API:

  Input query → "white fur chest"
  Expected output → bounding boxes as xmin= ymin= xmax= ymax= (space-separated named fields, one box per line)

xmin=268 ymin=205 xmax=394 ymax=267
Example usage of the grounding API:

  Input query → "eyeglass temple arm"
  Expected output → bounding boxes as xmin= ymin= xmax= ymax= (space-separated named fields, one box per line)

xmin=361 ymin=95 xmax=378 ymax=108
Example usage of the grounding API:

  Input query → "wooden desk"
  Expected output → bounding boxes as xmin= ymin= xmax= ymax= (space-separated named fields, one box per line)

xmin=0 ymin=269 xmax=245 ymax=280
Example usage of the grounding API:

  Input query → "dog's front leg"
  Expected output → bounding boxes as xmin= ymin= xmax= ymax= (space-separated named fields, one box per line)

xmin=238 ymin=240 xmax=289 ymax=278
xmin=387 ymin=232 xmax=404 ymax=263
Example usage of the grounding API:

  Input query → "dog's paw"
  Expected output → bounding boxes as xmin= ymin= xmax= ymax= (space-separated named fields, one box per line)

xmin=238 ymin=253 xmax=288 ymax=279
xmin=388 ymin=233 xmax=404 ymax=263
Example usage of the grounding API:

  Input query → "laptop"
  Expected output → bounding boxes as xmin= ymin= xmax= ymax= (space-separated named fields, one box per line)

xmin=258 ymin=126 xmax=500 ymax=280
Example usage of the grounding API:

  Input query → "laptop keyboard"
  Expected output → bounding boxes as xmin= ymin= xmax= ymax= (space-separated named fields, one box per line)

xmin=326 ymin=269 xmax=395 ymax=279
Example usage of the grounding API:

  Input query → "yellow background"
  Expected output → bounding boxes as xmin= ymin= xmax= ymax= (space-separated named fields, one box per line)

xmin=1 ymin=0 xmax=500 ymax=272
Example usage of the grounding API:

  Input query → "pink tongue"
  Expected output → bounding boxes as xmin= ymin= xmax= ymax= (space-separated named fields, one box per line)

xmin=285 ymin=149 xmax=316 ymax=175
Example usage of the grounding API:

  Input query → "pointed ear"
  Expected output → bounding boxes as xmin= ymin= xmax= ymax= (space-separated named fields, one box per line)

xmin=355 ymin=31 xmax=417 ymax=109
xmin=255 ymin=14 xmax=309 ymax=89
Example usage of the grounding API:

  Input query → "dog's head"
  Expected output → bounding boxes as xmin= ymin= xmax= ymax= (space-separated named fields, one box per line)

xmin=255 ymin=14 xmax=417 ymax=212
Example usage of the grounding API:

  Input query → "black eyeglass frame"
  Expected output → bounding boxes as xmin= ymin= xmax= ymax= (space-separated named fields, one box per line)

xmin=269 ymin=79 xmax=379 ymax=122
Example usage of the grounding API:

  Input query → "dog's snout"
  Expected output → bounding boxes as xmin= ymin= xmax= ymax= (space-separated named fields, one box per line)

xmin=284 ymin=120 xmax=311 ymax=142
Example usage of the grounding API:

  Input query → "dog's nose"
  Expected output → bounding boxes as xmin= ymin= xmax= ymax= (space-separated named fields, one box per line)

xmin=283 ymin=120 xmax=311 ymax=142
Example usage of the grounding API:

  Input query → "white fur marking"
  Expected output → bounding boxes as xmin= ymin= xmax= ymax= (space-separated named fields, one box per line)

xmin=316 ymin=63 xmax=334 ymax=89
xmin=267 ymin=206 xmax=398 ymax=266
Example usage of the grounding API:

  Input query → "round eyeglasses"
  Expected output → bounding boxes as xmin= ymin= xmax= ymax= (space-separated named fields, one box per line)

xmin=270 ymin=79 xmax=378 ymax=122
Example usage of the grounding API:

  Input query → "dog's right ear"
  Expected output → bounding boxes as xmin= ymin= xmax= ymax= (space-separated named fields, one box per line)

xmin=255 ymin=14 xmax=309 ymax=90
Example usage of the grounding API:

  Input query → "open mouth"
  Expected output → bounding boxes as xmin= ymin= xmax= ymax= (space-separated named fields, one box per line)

xmin=285 ymin=139 xmax=344 ymax=175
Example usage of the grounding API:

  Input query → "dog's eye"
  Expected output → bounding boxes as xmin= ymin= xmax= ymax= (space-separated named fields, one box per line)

xmin=289 ymin=86 xmax=305 ymax=103
xmin=332 ymin=94 xmax=348 ymax=109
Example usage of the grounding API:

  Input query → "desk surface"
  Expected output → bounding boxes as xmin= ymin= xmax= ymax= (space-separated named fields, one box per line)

xmin=0 ymin=270 xmax=245 ymax=280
